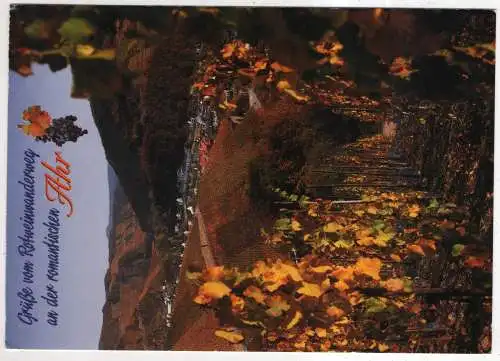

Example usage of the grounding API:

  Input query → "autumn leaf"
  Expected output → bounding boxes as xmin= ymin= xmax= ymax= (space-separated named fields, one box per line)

xmin=315 ymin=328 xmax=327 ymax=338
xmin=271 ymin=62 xmax=294 ymax=73
xmin=283 ymin=88 xmax=310 ymax=103
xmin=286 ymin=310 xmax=303 ymax=329
xmin=408 ymin=244 xmax=426 ymax=256
xmin=390 ymin=254 xmax=402 ymax=262
xmin=253 ymin=59 xmax=268 ymax=71
xmin=309 ymin=265 xmax=332 ymax=274
xmin=195 ymin=281 xmax=231 ymax=304
xmin=354 ymin=257 xmax=382 ymax=280
xmin=230 ymin=294 xmax=245 ymax=313
xmin=18 ymin=123 xmax=45 ymax=137
xmin=357 ymin=235 xmax=376 ymax=246
xmin=326 ymin=305 xmax=345 ymax=318
xmin=297 ymin=282 xmax=323 ymax=297
xmin=382 ymin=278 xmax=404 ymax=292
xmin=452 ymin=244 xmax=466 ymax=257
xmin=266 ymin=295 xmax=291 ymax=317
xmin=243 ymin=285 xmax=266 ymax=304
xmin=276 ymin=79 xmax=292 ymax=91
xmin=364 ymin=297 xmax=387 ymax=314
xmin=291 ymin=219 xmax=302 ymax=231
xmin=332 ymin=266 xmax=355 ymax=282
xmin=334 ymin=239 xmax=354 ymax=249
xmin=378 ymin=343 xmax=390 ymax=352
xmin=408 ymin=204 xmax=421 ymax=217
xmin=221 ymin=43 xmax=236 ymax=59
xmin=367 ymin=206 xmax=378 ymax=215
xmin=334 ymin=280 xmax=350 ymax=292
xmin=324 ymin=222 xmax=344 ymax=233
xmin=203 ymin=266 xmax=225 ymax=281
xmin=374 ymin=229 xmax=396 ymax=247
xmin=464 ymin=256 xmax=486 ymax=268
xmin=215 ymin=329 xmax=244 ymax=343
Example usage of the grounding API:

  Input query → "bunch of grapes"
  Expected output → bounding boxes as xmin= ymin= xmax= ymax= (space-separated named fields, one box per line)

xmin=35 ymin=115 xmax=88 ymax=147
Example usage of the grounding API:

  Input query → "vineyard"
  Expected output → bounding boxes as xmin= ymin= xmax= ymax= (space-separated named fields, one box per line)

xmin=9 ymin=6 xmax=495 ymax=352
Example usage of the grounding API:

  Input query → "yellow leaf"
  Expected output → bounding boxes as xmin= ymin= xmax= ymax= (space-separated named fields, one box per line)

xmin=408 ymin=244 xmax=425 ymax=256
xmin=243 ymin=285 xmax=266 ymax=304
xmin=390 ymin=254 xmax=402 ymax=262
xmin=408 ymin=204 xmax=420 ymax=218
xmin=324 ymin=222 xmax=344 ymax=233
xmin=215 ymin=329 xmax=244 ymax=343
xmin=309 ymin=265 xmax=332 ymax=274
xmin=297 ymin=282 xmax=323 ymax=297
xmin=286 ymin=310 xmax=303 ymax=330
xmin=291 ymin=219 xmax=302 ymax=231
xmin=354 ymin=257 xmax=382 ymax=280
xmin=374 ymin=230 xmax=395 ymax=247
xmin=198 ymin=281 xmax=231 ymax=299
xmin=315 ymin=327 xmax=327 ymax=338
xmin=378 ymin=343 xmax=390 ymax=352
xmin=382 ymin=278 xmax=404 ymax=292
xmin=76 ymin=44 xmax=95 ymax=56
xmin=354 ymin=209 xmax=365 ymax=216
xmin=276 ymin=80 xmax=291 ymax=91
xmin=280 ymin=263 xmax=303 ymax=282
xmin=326 ymin=305 xmax=345 ymax=318
xmin=334 ymin=280 xmax=350 ymax=292
xmin=367 ymin=206 xmax=378 ymax=215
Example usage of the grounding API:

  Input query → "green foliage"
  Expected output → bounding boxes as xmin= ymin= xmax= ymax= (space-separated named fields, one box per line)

xmin=57 ymin=17 xmax=95 ymax=43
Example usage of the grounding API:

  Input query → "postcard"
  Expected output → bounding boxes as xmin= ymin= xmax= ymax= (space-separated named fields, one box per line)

xmin=4 ymin=4 xmax=495 ymax=353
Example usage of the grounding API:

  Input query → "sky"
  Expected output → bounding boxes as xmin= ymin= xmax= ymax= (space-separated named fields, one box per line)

xmin=5 ymin=64 xmax=110 ymax=349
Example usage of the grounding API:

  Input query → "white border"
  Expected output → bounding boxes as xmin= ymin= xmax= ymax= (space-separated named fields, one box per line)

xmin=1 ymin=1 xmax=499 ymax=361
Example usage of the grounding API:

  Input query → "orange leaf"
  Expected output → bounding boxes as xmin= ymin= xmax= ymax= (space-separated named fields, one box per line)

xmin=382 ymin=278 xmax=404 ymax=292
xmin=243 ymin=285 xmax=266 ymax=304
xmin=408 ymin=244 xmax=425 ymax=256
xmin=221 ymin=43 xmax=235 ymax=59
xmin=315 ymin=327 xmax=327 ymax=338
xmin=326 ymin=305 xmax=345 ymax=318
xmin=354 ymin=257 xmax=382 ymax=280
xmin=390 ymin=254 xmax=402 ymax=262
xmin=203 ymin=266 xmax=225 ymax=281
xmin=270 ymin=62 xmax=294 ymax=73
xmin=196 ymin=281 xmax=231 ymax=303
xmin=334 ymin=280 xmax=350 ymax=292
xmin=332 ymin=266 xmax=355 ymax=282
xmin=230 ymin=294 xmax=245 ymax=313
xmin=464 ymin=256 xmax=485 ymax=268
